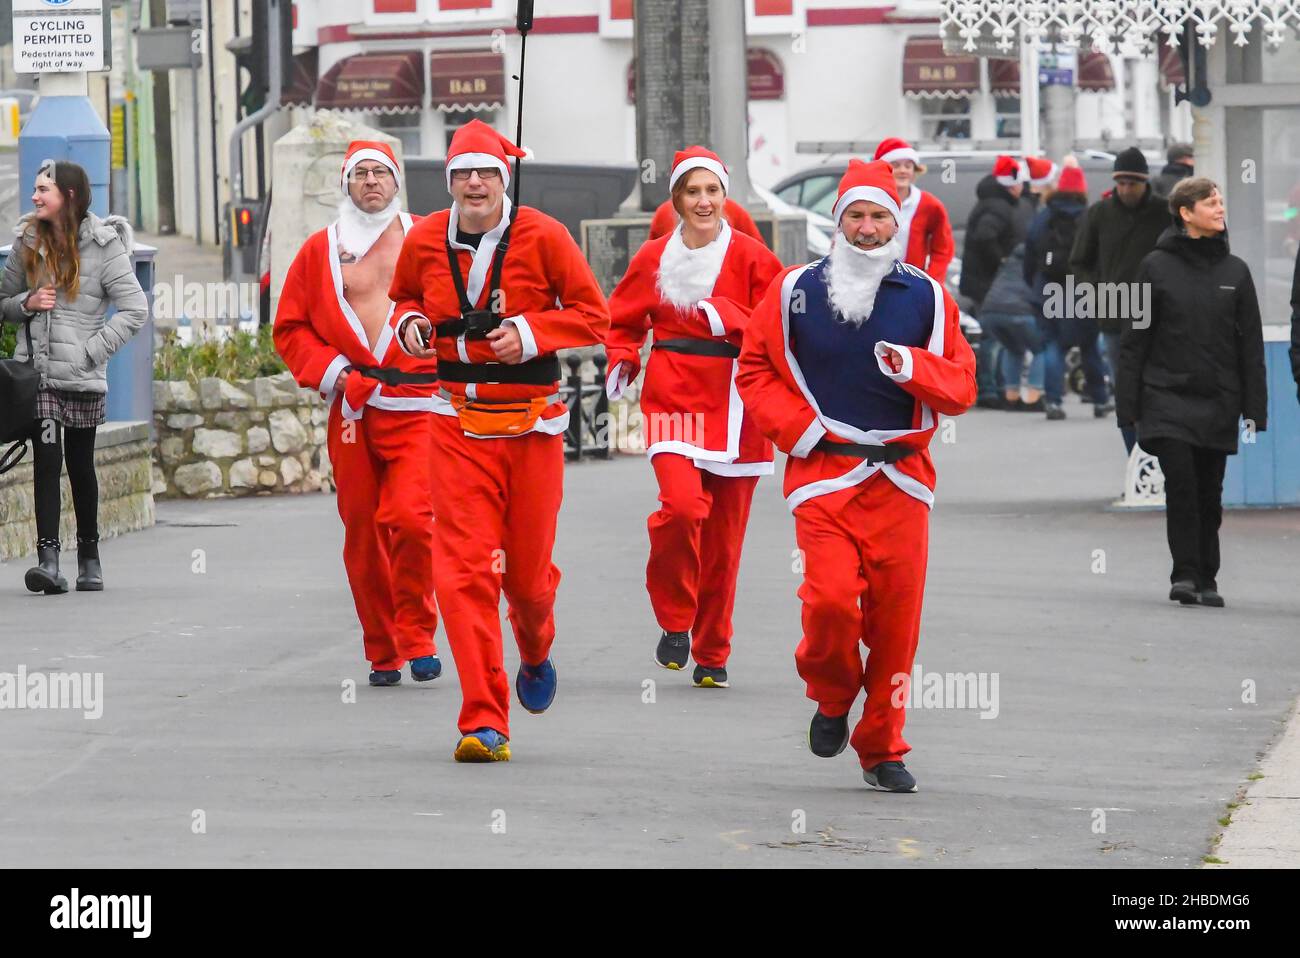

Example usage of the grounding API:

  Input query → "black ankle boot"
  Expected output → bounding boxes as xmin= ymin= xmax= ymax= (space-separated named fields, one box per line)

xmin=76 ymin=537 xmax=103 ymax=592
xmin=25 ymin=538 xmax=69 ymax=595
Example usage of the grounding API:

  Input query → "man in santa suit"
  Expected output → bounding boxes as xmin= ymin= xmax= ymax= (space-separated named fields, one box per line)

xmin=647 ymin=192 xmax=767 ymax=247
xmin=392 ymin=119 xmax=609 ymax=763
xmin=873 ymin=137 xmax=954 ymax=284
xmin=274 ymin=140 xmax=442 ymax=687
xmin=737 ymin=159 xmax=976 ymax=792
xmin=606 ymin=147 xmax=783 ymax=688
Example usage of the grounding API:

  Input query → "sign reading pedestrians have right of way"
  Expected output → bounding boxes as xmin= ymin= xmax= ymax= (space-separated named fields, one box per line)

xmin=11 ymin=0 xmax=112 ymax=75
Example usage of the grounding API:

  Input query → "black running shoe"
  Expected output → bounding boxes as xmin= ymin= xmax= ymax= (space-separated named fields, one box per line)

xmin=808 ymin=710 xmax=849 ymax=758
xmin=655 ymin=630 xmax=690 ymax=670
xmin=692 ymin=665 xmax=728 ymax=688
xmin=1197 ymin=588 xmax=1225 ymax=608
xmin=1093 ymin=400 xmax=1116 ymax=418
xmin=369 ymin=669 xmax=401 ymax=687
xmin=863 ymin=761 xmax=918 ymax=793
xmin=1169 ymin=580 xmax=1198 ymax=605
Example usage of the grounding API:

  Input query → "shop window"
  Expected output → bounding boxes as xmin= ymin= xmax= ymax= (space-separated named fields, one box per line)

xmin=920 ymin=97 xmax=971 ymax=140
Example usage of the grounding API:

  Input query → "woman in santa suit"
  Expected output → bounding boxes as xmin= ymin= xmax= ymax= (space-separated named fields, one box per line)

xmin=606 ymin=147 xmax=783 ymax=689
xmin=873 ymin=138 xmax=954 ymax=283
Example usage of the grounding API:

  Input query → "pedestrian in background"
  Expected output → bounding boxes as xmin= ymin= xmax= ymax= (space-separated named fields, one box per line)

xmin=960 ymin=155 xmax=1032 ymax=408
xmin=873 ymin=137 xmax=954 ymax=283
xmin=1118 ymin=178 xmax=1267 ymax=608
xmin=1152 ymin=143 xmax=1194 ymax=199
xmin=0 ymin=160 xmax=147 ymax=595
xmin=1070 ymin=146 xmax=1168 ymax=454
xmin=979 ymin=242 xmax=1044 ymax=410
xmin=1024 ymin=162 xmax=1111 ymax=420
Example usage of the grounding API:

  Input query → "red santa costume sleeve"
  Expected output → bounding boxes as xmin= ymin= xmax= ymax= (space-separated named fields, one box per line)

xmin=604 ymin=242 xmax=659 ymax=395
xmin=273 ymin=239 xmax=349 ymax=395
xmin=736 ymin=266 xmax=827 ymax=457
xmin=920 ymin=193 xmax=955 ymax=283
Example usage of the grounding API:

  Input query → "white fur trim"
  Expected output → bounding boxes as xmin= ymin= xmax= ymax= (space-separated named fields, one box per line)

xmin=656 ymin=219 xmax=731 ymax=309
xmin=501 ymin=314 xmax=538 ymax=362
xmin=446 ymin=152 xmax=511 ymax=190
xmin=395 ymin=310 xmax=429 ymax=357
xmin=696 ymin=460 xmax=775 ymax=477
xmin=790 ymin=417 xmax=826 ymax=459
xmin=699 ymin=300 xmax=727 ymax=337
xmin=994 ymin=175 xmax=1019 ymax=187
xmin=605 ymin=361 xmax=631 ymax=400
xmin=447 ymin=195 xmax=513 ymax=307
xmin=878 ymin=146 xmax=921 ymax=166
xmin=833 ymin=185 xmax=901 ymax=226
xmin=668 ymin=156 xmax=729 ymax=193
xmin=874 ymin=341 xmax=914 ymax=383
xmin=319 ymin=354 xmax=351 ymax=399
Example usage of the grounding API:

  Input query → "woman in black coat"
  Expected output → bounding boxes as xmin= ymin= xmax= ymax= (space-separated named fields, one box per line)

xmin=1118 ymin=178 xmax=1268 ymax=608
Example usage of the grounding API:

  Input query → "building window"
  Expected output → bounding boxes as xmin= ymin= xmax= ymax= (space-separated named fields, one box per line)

xmin=995 ymin=95 xmax=1021 ymax=138
xmin=920 ymin=97 xmax=971 ymax=140
xmin=444 ymin=108 xmax=497 ymax=153
xmin=373 ymin=112 xmax=422 ymax=157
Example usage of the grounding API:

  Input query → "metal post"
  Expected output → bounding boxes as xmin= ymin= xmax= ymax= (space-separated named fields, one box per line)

xmin=1019 ymin=37 xmax=1040 ymax=158
xmin=192 ymin=62 xmax=202 ymax=245
xmin=226 ymin=0 xmax=283 ymax=284
xmin=707 ymin=0 xmax=762 ymax=209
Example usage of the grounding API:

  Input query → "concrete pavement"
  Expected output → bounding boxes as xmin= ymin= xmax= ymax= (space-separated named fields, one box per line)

xmin=1 ymin=398 xmax=1298 ymax=867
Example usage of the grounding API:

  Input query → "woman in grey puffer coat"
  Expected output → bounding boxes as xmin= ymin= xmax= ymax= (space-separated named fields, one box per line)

xmin=0 ymin=160 xmax=147 ymax=594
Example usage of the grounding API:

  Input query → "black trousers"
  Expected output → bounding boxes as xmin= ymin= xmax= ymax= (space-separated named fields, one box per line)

xmin=31 ymin=419 xmax=99 ymax=544
xmin=1144 ymin=437 xmax=1228 ymax=589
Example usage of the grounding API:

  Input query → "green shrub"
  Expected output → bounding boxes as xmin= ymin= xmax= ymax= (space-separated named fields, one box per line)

xmin=0 ymin=322 xmax=15 ymax=359
xmin=154 ymin=324 xmax=287 ymax=385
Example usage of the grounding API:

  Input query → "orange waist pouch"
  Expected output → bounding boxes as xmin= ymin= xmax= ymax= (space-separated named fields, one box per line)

xmin=450 ymin=393 xmax=551 ymax=438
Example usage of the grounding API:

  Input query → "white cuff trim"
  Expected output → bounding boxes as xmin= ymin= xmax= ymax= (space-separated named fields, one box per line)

xmin=502 ymin=314 xmax=538 ymax=362
xmin=319 ymin=354 xmax=350 ymax=399
xmin=790 ymin=417 xmax=826 ymax=459
xmin=396 ymin=311 xmax=428 ymax=356
xmin=606 ymin=361 xmax=631 ymax=400
xmin=874 ymin=341 xmax=914 ymax=383
xmin=699 ymin=300 xmax=727 ymax=338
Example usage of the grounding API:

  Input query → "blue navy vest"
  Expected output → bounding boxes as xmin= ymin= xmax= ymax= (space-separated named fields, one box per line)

xmin=789 ymin=260 xmax=936 ymax=434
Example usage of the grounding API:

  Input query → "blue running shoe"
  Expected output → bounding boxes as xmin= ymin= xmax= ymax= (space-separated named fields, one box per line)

xmin=454 ymin=728 xmax=511 ymax=763
xmin=410 ymin=655 xmax=442 ymax=682
xmin=516 ymin=658 xmax=557 ymax=714
xmin=369 ymin=669 xmax=401 ymax=687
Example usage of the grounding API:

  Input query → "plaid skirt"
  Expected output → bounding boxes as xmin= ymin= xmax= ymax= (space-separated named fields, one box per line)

xmin=35 ymin=387 xmax=107 ymax=429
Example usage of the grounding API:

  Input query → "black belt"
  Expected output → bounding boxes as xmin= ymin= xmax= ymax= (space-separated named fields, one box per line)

xmin=349 ymin=365 xmax=440 ymax=387
xmin=437 ymin=356 xmax=561 ymax=386
xmin=652 ymin=338 xmax=740 ymax=359
xmin=813 ymin=438 xmax=916 ymax=464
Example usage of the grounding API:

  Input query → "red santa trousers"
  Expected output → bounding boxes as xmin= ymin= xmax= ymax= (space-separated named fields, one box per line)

xmin=793 ymin=474 xmax=930 ymax=768
xmin=427 ymin=412 xmax=563 ymax=738
xmin=647 ymin=452 xmax=759 ymax=668
xmin=326 ymin=403 xmax=438 ymax=671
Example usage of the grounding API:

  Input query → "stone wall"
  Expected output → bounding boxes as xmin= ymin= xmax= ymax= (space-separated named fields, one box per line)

xmin=0 ymin=421 xmax=155 ymax=562
xmin=152 ymin=371 xmax=333 ymax=499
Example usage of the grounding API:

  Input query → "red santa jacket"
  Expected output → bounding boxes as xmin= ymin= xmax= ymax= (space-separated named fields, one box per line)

xmin=649 ymin=197 xmax=767 ymax=246
xmin=898 ymin=187 xmax=955 ymax=284
xmin=274 ymin=212 xmax=439 ymax=420
xmin=606 ymin=221 xmax=783 ymax=474
xmin=390 ymin=198 xmax=609 ymax=436
xmin=736 ymin=256 xmax=976 ymax=513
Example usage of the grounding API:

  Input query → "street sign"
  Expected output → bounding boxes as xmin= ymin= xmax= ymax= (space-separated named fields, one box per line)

xmin=11 ymin=0 xmax=112 ymax=75
xmin=1039 ymin=68 xmax=1074 ymax=86
xmin=135 ymin=26 xmax=202 ymax=71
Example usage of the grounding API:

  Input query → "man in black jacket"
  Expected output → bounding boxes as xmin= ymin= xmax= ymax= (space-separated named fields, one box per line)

xmin=1070 ymin=146 xmax=1169 ymax=453
xmin=1118 ymin=178 xmax=1267 ymax=608
xmin=960 ymin=155 xmax=1033 ymax=406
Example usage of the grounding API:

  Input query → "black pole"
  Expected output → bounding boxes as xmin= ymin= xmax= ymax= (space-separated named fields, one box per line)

xmin=512 ymin=1 xmax=534 ymax=209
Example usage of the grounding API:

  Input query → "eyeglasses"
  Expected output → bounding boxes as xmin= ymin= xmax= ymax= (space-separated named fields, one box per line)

xmin=350 ymin=166 xmax=393 ymax=183
xmin=450 ymin=167 xmax=502 ymax=182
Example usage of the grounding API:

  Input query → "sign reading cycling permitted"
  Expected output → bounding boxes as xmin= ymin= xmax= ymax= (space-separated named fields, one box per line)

xmin=11 ymin=0 xmax=112 ymax=75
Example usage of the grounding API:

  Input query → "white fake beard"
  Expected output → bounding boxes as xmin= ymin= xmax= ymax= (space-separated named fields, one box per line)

xmin=826 ymin=234 xmax=901 ymax=326
xmin=656 ymin=224 xmax=727 ymax=310
xmin=336 ymin=196 xmax=401 ymax=260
